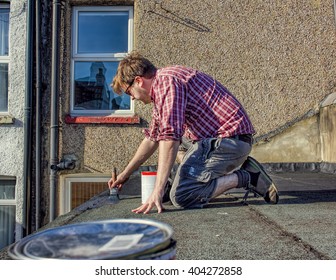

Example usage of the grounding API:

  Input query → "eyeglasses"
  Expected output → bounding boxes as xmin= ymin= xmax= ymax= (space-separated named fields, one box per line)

xmin=124 ymin=79 xmax=135 ymax=96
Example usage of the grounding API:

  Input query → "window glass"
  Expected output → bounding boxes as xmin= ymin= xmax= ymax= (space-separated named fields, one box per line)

xmin=0 ymin=179 xmax=15 ymax=199
xmin=0 ymin=63 xmax=8 ymax=112
xmin=77 ymin=11 xmax=129 ymax=54
xmin=0 ymin=7 xmax=9 ymax=56
xmin=0 ymin=6 xmax=9 ymax=113
xmin=0 ymin=179 xmax=16 ymax=250
xmin=74 ymin=61 xmax=130 ymax=110
xmin=0 ymin=205 xmax=15 ymax=249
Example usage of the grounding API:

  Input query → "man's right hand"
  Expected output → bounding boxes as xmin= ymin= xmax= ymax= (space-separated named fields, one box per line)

xmin=108 ymin=172 xmax=129 ymax=190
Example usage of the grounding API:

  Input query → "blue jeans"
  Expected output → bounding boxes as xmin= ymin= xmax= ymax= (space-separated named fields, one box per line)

xmin=170 ymin=137 xmax=252 ymax=208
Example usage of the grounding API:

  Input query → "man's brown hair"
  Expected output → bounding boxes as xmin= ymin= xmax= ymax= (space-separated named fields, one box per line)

xmin=111 ymin=51 xmax=157 ymax=94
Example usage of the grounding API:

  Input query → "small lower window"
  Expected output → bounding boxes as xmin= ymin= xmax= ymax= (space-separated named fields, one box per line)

xmin=60 ymin=175 xmax=110 ymax=214
xmin=0 ymin=177 xmax=16 ymax=250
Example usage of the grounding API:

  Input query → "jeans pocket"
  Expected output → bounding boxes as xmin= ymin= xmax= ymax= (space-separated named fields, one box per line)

xmin=204 ymin=138 xmax=222 ymax=160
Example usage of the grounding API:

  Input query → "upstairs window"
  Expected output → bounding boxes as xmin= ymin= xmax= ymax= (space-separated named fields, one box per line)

xmin=0 ymin=4 xmax=9 ymax=113
xmin=71 ymin=6 xmax=133 ymax=116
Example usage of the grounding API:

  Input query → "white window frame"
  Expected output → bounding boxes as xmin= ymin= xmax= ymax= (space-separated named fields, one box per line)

xmin=0 ymin=3 xmax=10 ymax=114
xmin=0 ymin=176 xmax=16 ymax=206
xmin=70 ymin=6 xmax=134 ymax=117
xmin=59 ymin=174 xmax=110 ymax=215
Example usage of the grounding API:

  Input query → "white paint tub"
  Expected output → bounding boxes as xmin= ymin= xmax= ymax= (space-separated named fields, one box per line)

xmin=141 ymin=171 xmax=157 ymax=203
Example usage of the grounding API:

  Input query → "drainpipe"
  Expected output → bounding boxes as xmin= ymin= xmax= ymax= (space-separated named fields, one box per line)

xmin=49 ymin=0 xmax=61 ymax=222
xmin=35 ymin=0 xmax=41 ymax=230
xmin=23 ymin=0 xmax=34 ymax=236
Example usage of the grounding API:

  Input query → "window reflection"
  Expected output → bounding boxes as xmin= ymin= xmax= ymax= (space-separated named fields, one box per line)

xmin=74 ymin=61 xmax=130 ymax=111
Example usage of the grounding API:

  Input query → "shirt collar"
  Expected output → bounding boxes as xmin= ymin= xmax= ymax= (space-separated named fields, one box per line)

xmin=149 ymin=69 xmax=159 ymax=102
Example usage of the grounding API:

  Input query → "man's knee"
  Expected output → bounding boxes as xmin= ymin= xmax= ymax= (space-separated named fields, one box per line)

xmin=169 ymin=187 xmax=192 ymax=208
xmin=170 ymin=189 xmax=208 ymax=209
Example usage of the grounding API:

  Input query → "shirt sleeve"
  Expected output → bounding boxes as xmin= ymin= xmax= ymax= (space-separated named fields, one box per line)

xmin=144 ymin=75 xmax=187 ymax=141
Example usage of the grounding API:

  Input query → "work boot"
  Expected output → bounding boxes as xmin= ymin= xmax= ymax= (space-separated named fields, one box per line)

xmin=233 ymin=169 xmax=251 ymax=190
xmin=240 ymin=156 xmax=279 ymax=204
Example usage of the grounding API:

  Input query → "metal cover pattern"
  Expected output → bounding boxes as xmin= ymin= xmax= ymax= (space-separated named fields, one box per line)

xmin=8 ymin=219 xmax=173 ymax=260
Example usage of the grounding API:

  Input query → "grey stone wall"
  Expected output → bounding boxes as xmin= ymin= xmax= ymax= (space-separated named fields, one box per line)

xmin=0 ymin=0 xmax=27 ymax=240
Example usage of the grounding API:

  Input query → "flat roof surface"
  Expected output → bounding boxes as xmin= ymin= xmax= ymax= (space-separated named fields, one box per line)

xmin=2 ymin=171 xmax=336 ymax=260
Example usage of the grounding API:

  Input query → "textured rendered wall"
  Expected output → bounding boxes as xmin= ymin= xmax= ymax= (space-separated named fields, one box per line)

xmin=0 ymin=0 xmax=27 ymax=239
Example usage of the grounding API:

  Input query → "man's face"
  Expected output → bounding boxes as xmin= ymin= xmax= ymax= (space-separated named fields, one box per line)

xmin=123 ymin=77 xmax=152 ymax=104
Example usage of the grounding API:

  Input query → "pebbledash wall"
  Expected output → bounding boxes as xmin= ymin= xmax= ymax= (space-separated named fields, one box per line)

xmin=1 ymin=0 xmax=336 ymax=243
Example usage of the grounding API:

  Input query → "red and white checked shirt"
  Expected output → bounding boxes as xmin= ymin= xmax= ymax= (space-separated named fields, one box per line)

xmin=144 ymin=66 xmax=255 ymax=142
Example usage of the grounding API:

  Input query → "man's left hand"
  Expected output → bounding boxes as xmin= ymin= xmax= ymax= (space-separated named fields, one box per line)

xmin=132 ymin=190 xmax=164 ymax=214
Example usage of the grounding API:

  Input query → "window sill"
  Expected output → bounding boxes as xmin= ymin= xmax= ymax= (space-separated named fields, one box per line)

xmin=65 ymin=114 xmax=140 ymax=124
xmin=0 ymin=115 xmax=14 ymax=124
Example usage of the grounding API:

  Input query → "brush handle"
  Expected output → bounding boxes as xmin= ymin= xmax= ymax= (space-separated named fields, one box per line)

xmin=109 ymin=167 xmax=117 ymax=194
xmin=110 ymin=167 xmax=120 ymax=199
xmin=110 ymin=167 xmax=117 ymax=196
xmin=112 ymin=167 xmax=117 ymax=181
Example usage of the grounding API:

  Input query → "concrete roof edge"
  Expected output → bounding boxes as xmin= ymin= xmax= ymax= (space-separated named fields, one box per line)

xmin=254 ymin=108 xmax=319 ymax=144
xmin=320 ymin=92 xmax=336 ymax=108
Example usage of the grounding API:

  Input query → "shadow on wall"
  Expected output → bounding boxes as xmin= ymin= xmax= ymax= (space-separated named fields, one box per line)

xmin=146 ymin=2 xmax=211 ymax=32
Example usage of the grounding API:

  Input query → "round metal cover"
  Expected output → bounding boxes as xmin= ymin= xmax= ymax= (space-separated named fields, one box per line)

xmin=8 ymin=219 xmax=173 ymax=260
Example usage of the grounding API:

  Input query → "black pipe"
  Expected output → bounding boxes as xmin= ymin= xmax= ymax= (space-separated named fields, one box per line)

xmin=49 ymin=0 xmax=61 ymax=222
xmin=35 ymin=0 xmax=41 ymax=230
xmin=23 ymin=0 xmax=35 ymax=236
xmin=334 ymin=0 xmax=336 ymax=27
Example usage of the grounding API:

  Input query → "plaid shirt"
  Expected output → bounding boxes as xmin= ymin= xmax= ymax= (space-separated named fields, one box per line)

xmin=144 ymin=66 xmax=255 ymax=142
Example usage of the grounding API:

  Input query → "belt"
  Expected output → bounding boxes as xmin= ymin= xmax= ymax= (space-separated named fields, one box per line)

xmin=229 ymin=134 xmax=253 ymax=145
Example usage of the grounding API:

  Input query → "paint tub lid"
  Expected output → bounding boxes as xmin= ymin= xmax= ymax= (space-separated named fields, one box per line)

xmin=141 ymin=171 xmax=157 ymax=176
xmin=8 ymin=219 xmax=174 ymax=260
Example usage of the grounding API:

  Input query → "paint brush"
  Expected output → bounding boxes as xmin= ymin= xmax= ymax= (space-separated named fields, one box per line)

xmin=109 ymin=167 xmax=120 ymax=203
